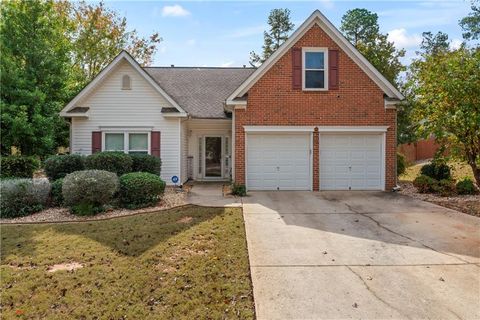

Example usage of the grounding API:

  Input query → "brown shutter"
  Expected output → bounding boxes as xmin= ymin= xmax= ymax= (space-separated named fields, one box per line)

xmin=151 ymin=131 xmax=161 ymax=158
xmin=92 ymin=131 xmax=102 ymax=154
xmin=329 ymin=49 xmax=339 ymax=90
xmin=292 ymin=47 xmax=302 ymax=89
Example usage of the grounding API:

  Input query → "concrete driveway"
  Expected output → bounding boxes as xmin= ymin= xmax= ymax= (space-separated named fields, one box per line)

xmin=243 ymin=191 xmax=480 ymax=320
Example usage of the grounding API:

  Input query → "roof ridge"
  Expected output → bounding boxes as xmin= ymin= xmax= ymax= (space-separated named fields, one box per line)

xmin=144 ymin=66 xmax=256 ymax=70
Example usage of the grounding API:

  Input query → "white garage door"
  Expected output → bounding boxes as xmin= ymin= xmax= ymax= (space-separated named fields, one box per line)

xmin=320 ymin=134 xmax=383 ymax=190
xmin=247 ymin=134 xmax=311 ymax=190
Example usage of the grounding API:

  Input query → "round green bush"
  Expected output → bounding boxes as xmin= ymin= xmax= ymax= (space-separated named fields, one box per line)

xmin=62 ymin=170 xmax=119 ymax=215
xmin=413 ymin=175 xmax=438 ymax=193
xmin=420 ymin=161 xmax=451 ymax=180
xmin=50 ymin=178 xmax=64 ymax=207
xmin=0 ymin=156 xmax=40 ymax=178
xmin=456 ymin=178 xmax=479 ymax=195
xmin=130 ymin=153 xmax=162 ymax=174
xmin=0 ymin=178 xmax=50 ymax=218
xmin=85 ymin=152 xmax=132 ymax=176
xmin=231 ymin=183 xmax=247 ymax=197
xmin=397 ymin=152 xmax=407 ymax=176
xmin=119 ymin=172 xmax=166 ymax=209
xmin=435 ymin=179 xmax=456 ymax=197
xmin=44 ymin=154 xmax=85 ymax=181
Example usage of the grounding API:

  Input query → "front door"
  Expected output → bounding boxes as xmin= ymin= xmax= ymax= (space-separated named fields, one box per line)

xmin=204 ymin=136 xmax=223 ymax=178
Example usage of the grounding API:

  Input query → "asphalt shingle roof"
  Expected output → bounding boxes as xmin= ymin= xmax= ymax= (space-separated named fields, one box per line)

xmin=144 ymin=67 xmax=255 ymax=119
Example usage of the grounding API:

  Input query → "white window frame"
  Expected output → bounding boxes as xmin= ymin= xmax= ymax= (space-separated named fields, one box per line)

xmin=302 ymin=47 xmax=328 ymax=91
xmin=102 ymin=131 xmax=151 ymax=155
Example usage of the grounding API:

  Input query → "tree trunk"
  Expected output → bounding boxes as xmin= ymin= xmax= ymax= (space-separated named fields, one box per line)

xmin=470 ymin=162 xmax=480 ymax=188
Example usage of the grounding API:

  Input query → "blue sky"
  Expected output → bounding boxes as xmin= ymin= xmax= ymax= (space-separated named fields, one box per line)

xmin=107 ymin=0 xmax=473 ymax=67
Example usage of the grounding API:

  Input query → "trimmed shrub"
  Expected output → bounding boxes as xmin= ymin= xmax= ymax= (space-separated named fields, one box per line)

xmin=44 ymin=154 xmax=85 ymax=181
xmin=231 ymin=183 xmax=246 ymax=197
xmin=0 ymin=179 xmax=50 ymax=218
xmin=397 ymin=152 xmax=407 ymax=176
xmin=85 ymin=152 xmax=132 ymax=176
xmin=130 ymin=153 xmax=162 ymax=175
xmin=413 ymin=175 xmax=438 ymax=193
xmin=435 ymin=179 xmax=456 ymax=197
xmin=50 ymin=178 xmax=64 ymax=207
xmin=119 ymin=172 xmax=166 ymax=209
xmin=63 ymin=170 xmax=119 ymax=215
xmin=0 ymin=156 xmax=40 ymax=178
xmin=420 ymin=161 xmax=451 ymax=180
xmin=456 ymin=178 xmax=479 ymax=195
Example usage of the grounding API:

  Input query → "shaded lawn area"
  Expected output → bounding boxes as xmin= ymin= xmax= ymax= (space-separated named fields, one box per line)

xmin=0 ymin=206 xmax=255 ymax=319
xmin=399 ymin=161 xmax=474 ymax=182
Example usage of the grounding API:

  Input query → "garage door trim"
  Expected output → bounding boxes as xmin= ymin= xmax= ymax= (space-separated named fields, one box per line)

xmin=246 ymin=131 xmax=313 ymax=191
xmin=319 ymin=131 xmax=386 ymax=191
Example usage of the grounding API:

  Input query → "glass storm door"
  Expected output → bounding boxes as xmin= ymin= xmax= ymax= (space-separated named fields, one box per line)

xmin=204 ymin=136 xmax=223 ymax=178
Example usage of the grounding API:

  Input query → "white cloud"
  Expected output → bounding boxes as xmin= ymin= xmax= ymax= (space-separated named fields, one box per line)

xmin=220 ymin=61 xmax=235 ymax=67
xmin=227 ymin=25 xmax=266 ymax=38
xmin=388 ymin=28 xmax=422 ymax=49
xmin=318 ymin=0 xmax=334 ymax=9
xmin=162 ymin=5 xmax=190 ymax=17
xmin=450 ymin=38 xmax=463 ymax=50
xmin=186 ymin=39 xmax=196 ymax=46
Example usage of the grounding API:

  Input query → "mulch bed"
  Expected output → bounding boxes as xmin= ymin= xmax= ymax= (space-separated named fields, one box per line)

xmin=399 ymin=182 xmax=480 ymax=217
xmin=0 ymin=187 xmax=188 ymax=224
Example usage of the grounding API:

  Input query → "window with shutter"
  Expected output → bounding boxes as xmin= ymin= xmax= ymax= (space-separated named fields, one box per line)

xmin=302 ymin=48 xmax=328 ymax=90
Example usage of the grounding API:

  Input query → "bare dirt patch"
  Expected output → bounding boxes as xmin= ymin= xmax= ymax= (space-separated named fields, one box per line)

xmin=177 ymin=216 xmax=193 ymax=224
xmin=399 ymin=182 xmax=480 ymax=217
xmin=47 ymin=262 xmax=83 ymax=273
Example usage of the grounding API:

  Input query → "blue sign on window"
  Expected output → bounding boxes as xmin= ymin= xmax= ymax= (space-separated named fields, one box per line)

xmin=171 ymin=176 xmax=179 ymax=184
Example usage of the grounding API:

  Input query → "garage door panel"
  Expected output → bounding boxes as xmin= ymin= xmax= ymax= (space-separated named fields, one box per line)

xmin=320 ymin=134 xmax=383 ymax=191
xmin=247 ymin=134 xmax=311 ymax=190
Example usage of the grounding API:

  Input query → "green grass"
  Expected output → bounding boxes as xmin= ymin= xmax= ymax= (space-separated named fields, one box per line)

xmin=399 ymin=161 xmax=475 ymax=182
xmin=0 ymin=206 xmax=254 ymax=319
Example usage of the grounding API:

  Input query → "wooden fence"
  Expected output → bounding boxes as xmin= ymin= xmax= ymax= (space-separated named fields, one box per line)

xmin=398 ymin=137 xmax=441 ymax=163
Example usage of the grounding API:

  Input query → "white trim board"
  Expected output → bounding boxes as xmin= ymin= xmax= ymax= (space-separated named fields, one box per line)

xmin=60 ymin=51 xmax=187 ymax=117
xmin=243 ymin=125 xmax=388 ymax=133
xmin=226 ymin=10 xmax=404 ymax=103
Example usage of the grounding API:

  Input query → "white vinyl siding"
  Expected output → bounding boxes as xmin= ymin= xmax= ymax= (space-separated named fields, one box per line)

xmin=70 ymin=60 xmax=181 ymax=184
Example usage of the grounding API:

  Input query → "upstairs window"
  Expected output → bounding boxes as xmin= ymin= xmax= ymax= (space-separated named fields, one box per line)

xmin=303 ymin=48 xmax=328 ymax=90
xmin=122 ymin=75 xmax=131 ymax=90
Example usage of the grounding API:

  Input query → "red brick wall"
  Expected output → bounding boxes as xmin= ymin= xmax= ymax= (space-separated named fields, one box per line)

xmin=234 ymin=24 xmax=397 ymax=191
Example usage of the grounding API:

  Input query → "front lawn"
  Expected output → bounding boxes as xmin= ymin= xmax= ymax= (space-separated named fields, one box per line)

xmin=0 ymin=206 xmax=255 ymax=319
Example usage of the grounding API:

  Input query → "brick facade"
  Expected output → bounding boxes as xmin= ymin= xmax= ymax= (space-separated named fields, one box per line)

xmin=234 ymin=24 xmax=397 ymax=191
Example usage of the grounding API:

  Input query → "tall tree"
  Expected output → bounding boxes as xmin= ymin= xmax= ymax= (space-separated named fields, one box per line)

xmin=340 ymin=8 xmax=405 ymax=86
xmin=249 ymin=8 xmax=294 ymax=67
xmin=418 ymin=31 xmax=450 ymax=56
xmin=0 ymin=0 xmax=72 ymax=156
xmin=408 ymin=47 xmax=480 ymax=186
xmin=60 ymin=1 xmax=162 ymax=82
xmin=460 ymin=0 xmax=480 ymax=41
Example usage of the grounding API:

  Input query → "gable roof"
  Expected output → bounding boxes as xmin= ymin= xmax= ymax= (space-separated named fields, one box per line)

xmin=144 ymin=67 xmax=255 ymax=118
xmin=60 ymin=51 xmax=187 ymax=117
xmin=226 ymin=10 xmax=404 ymax=104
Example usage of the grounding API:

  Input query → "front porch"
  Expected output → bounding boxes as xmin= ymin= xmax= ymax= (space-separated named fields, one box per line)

xmin=185 ymin=119 xmax=232 ymax=182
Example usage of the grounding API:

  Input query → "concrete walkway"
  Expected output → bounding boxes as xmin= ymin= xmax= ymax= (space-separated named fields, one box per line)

xmin=243 ymin=191 xmax=480 ymax=320
xmin=186 ymin=182 xmax=241 ymax=207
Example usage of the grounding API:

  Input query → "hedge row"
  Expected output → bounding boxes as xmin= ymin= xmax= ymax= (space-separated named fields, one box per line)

xmin=44 ymin=152 xmax=161 ymax=180
xmin=0 ymin=156 xmax=40 ymax=178
xmin=1 ymin=170 xmax=167 ymax=218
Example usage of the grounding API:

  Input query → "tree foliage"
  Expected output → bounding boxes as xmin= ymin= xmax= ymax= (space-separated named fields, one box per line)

xmin=460 ymin=0 xmax=480 ymax=41
xmin=250 ymin=8 xmax=294 ymax=67
xmin=60 ymin=1 xmax=162 ymax=82
xmin=0 ymin=0 xmax=72 ymax=156
xmin=1 ymin=0 xmax=162 ymax=156
xmin=340 ymin=8 xmax=405 ymax=86
xmin=408 ymin=47 xmax=480 ymax=186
